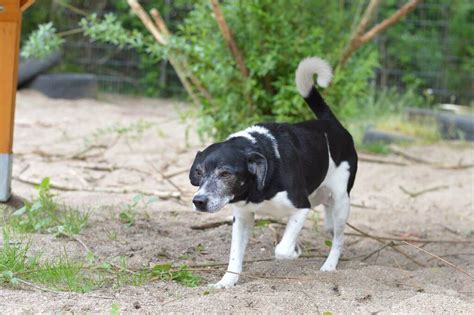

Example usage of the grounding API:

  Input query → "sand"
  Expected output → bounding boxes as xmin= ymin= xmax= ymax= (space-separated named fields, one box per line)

xmin=0 ymin=90 xmax=472 ymax=313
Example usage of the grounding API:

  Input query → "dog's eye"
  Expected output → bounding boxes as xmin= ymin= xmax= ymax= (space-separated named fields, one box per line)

xmin=195 ymin=169 xmax=202 ymax=177
xmin=220 ymin=171 xmax=232 ymax=178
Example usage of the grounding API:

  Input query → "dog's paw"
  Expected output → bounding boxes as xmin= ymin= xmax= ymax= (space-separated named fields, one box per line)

xmin=320 ymin=261 xmax=337 ymax=272
xmin=275 ymin=243 xmax=300 ymax=260
xmin=209 ymin=273 xmax=239 ymax=289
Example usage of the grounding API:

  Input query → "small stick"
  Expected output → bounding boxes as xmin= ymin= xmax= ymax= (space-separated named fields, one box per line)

xmin=350 ymin=202 xmax=376 ymax=209
xmin=436 ymin=163 xmax=474 ymax=170
xmin=190 ymin=218 xmax=285 ymax=230
xmin=359 ymin=154 xmax=408 ymax=166
xmin=346 ymin=223 xmax=425 ymax=267
xmin=146 ymin=160 xmax=184 ymax=194
xmin=188 ymin=254 xmax=356 ymax=269
xmin=361 ymin=241 xmax=393 ymax=262
xmin=344 ymin=232 xmax=474 ymax=244
xmin=402 ymin=241 xmax=474 ymax=279
xmin=163 ymin=167 xmax=188 ymax=179
xmin=427 ymin=253 xmax=474 ymax=262
xmin=13 ymin=175 xmax=180 ymax=199
xmin=65 ymin=233 xmax=138 ymax=275
xmin=16 ymin=278 xmax=63 ymax=294
xmin=389 ymin=145 xmax=433 ymax=164
xmin=399 ymin=185 xmax=449 ymax=198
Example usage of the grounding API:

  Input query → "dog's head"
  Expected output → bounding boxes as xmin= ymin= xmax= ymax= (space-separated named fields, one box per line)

xmin=189 ymin=140 xmax=267 ymax=213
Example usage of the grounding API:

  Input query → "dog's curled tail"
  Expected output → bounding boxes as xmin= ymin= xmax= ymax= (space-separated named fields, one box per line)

xmin=295 ymin=57 xmax=337 ymax=121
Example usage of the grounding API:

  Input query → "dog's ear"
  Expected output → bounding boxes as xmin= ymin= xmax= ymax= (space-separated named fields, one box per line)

xmin=189 ymin=151 xmax=203 ymax=186
xmin=247 ymin=152 xmax=267 ymax=191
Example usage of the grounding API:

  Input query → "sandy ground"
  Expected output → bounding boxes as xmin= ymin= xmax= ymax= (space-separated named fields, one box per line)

xmin=0 ymin=90 xmax=473 ymax=313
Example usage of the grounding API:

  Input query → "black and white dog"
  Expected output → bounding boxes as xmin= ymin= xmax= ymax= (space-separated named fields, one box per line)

xmin=189 ymin=56 xmax=357 ymax=288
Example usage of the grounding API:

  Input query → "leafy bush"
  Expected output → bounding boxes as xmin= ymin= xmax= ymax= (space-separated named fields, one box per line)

xmin=21 ymin=22 xmax=63 ymax=59
xmin=76 ymin=1 xmax=379 ymax=139
xmin=172 ymin=1 xmax=379 ymax=139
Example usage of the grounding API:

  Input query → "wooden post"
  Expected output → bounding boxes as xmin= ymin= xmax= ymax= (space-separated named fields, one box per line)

xmin=0 ymin=0 xmax=34 ymax=202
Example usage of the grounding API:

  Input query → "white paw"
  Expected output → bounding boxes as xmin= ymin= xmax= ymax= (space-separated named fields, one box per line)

xmin=209 ymin=273 xmax=239 ymax=289
xmin=320 ymin=261 xmax=337 ymax=272
xmin=275 ymin=244 xmax=300 ymax=260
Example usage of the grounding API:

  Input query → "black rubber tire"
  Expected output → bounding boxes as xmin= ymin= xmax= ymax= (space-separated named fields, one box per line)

xmin=437 ymin=113 xmax=474 ymax=141
xmin=405 ymin=107 xmax=437 ymax=122
xmin=28 ymin=73 xmax=98 ymax=99
xmin=17 ymin=51 xmax=62 ymax=87
xmin=363 ymin=128 xmax=414 ymax=144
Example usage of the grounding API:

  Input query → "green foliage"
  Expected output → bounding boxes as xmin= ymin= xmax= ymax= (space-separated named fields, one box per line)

xmin=173 ymin=0 xmax=379 ymax=139
xmin=345 ymin=87 xmax=430 ymax=146
xmin=0 ymin=229 xmax=96 ymax=292
xmin=80 ymin=14 xmax=151 ymax=52
xmin=21 ymin=22 xmax=64 ymax=59
xmin=151 ymin=263 xmax=201 ymax=287
xmin=7 ymin=178 xmax=89 ymax=235
xmin=359 ymin=142 xmax=390 ymax=155
xmin=380 ymin=0 xmax=473 ymax=104
xmin=87 ymin=120 xmax=155 ymax=145
xmin=110 ymin=303 xmax=120 ymax=315
xmin=118 ymin=194 xmax=157 ymax=227
xmin=0 ymin=227 xmax=201 ymax=292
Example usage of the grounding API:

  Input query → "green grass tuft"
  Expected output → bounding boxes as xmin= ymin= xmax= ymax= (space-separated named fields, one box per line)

xmin=7 ymin=178 xmax=89 ymax=235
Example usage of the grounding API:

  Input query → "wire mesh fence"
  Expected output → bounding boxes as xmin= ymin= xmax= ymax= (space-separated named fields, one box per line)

xmin=51 ymin=0 xmax=472 ymax=104
xmin=375 ymin=0 xmax=473 ymax=104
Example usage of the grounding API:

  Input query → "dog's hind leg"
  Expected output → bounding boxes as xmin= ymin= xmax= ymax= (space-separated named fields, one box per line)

xmin=275 ymin=208 xmax=310 ymax=260
xmin=210 ymin=207 xmax=254 ymax=289
xmin=320 ymin=193 xmax=350 ymax=271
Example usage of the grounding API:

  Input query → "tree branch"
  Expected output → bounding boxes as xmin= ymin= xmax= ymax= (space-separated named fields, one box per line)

xmin=127 ymin=0 xmax=202 ymax=106
xmin=209 ymin=0 xmax=249 ymax=78
xmin=339 ymin=0 xmax=381 ymax=67
xmin=339 ymin=0 xmax=421 ymax=67
xmin=360 ymin=0 xmax=421 ymax=44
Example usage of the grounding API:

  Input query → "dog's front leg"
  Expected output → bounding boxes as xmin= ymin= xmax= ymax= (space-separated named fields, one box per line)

xmin=211 ymin=207 xmax=254 ymax=289
xmin=275 ymin=208 xmax=309 ymax=259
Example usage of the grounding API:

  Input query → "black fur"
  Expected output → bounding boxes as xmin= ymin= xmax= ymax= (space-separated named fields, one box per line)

xmin=190 ymin=85 xmax=357 ymax=211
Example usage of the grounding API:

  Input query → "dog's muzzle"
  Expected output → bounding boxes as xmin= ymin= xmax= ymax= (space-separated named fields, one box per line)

xmin=193 ymin=195 xmax=208 ymax=211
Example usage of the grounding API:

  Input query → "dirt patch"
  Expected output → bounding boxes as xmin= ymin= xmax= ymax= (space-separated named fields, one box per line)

xmin=1 ymin=90 xmax=473 ymax=313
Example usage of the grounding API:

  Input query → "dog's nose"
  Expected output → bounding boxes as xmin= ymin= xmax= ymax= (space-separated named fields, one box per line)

xmin=193 ymin=195 xmax=208 ymax=211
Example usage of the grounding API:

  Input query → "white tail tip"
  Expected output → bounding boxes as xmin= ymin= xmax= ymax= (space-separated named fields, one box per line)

xmin=295 ymin=57 xmax=333 ymax=97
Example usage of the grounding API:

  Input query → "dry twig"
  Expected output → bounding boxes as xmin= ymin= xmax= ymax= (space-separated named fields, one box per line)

xmin=389 ymin=145 xmax=433 ymax=164
xmin=13 ymin=175 xmax=180 ymax=200
xmin=402 ymin=241 xmax=474 ymax=279
xmin=346 ymin=223 xmax=425 ymax=267
xmin=344 ymin=232 xmax=474 ymax=244
xmin=190 ymin=218 xmax=285 ymax=230
xmin=399 ymin=185 xmax=449 ymax=198
xmin=359 ymin=154 xmax=408 ymax=166
xmin=163 ymin=167 xmax=189 ymax=179
xmin=361 ymin=241 xmax=393 ymax=262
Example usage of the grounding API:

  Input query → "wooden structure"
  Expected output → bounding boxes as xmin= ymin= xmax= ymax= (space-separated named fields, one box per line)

xmin=0 ymin=0 xmax=34 ymax=201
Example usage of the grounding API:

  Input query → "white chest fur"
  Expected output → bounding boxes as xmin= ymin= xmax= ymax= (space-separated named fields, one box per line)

xmin=233 ymin=191 xmax=297 ymax=218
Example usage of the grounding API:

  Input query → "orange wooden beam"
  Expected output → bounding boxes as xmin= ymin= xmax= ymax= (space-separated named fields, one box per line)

xmin=0 ymin=0 xmax=34 ymax=201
